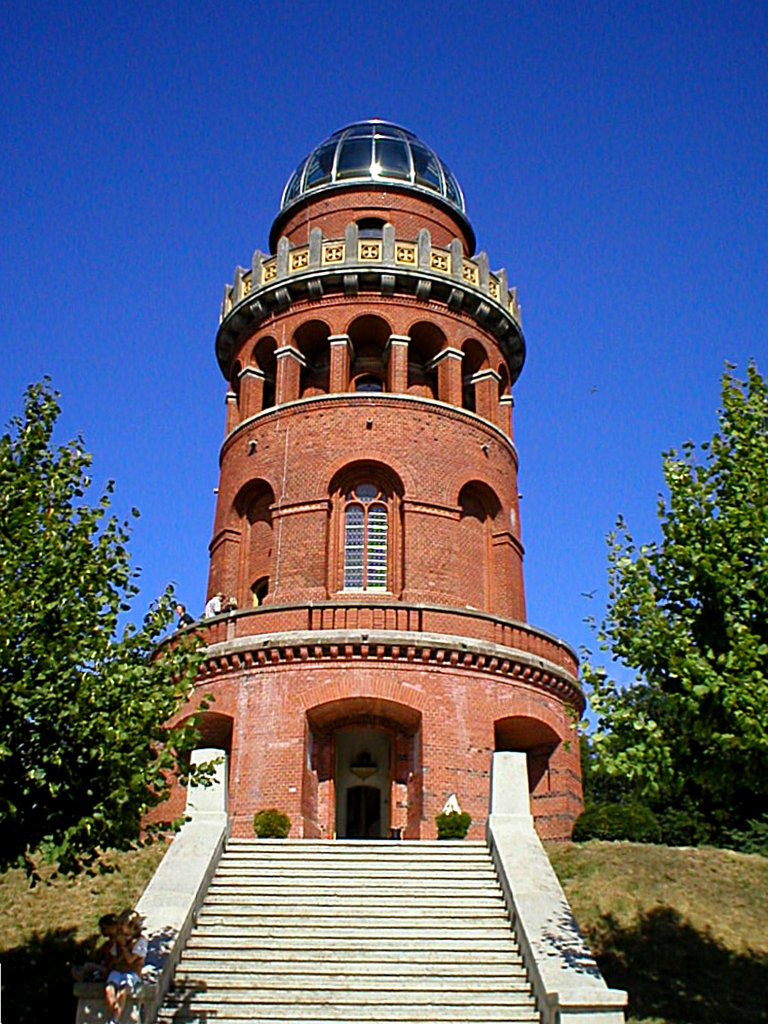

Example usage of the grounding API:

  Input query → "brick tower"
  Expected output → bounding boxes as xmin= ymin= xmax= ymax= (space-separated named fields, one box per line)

xmin=189 ymin=121 xmax=584 ymax=841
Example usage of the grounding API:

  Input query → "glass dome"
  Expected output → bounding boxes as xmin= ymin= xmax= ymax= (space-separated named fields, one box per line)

xmin=280 ymin=120 xmax=467 ymax=215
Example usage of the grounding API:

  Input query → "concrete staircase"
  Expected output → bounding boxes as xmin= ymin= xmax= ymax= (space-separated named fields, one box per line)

xmin=157 ymin=838 xmax=541 ymax=1024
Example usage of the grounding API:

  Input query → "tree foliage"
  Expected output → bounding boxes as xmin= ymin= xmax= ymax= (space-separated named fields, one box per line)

xmin=0 ymin=382 xmax=206 ymax=875
xmin=585 ymin=363 xmax=768 ymax=841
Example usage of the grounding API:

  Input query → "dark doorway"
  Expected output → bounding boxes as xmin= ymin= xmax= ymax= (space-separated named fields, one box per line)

xmin=345 ymin=785 xmax=381 ymax=838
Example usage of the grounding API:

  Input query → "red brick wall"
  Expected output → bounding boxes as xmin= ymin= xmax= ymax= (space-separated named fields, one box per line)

xmin=167 ymin=178 xmax=586 ymax=846
xmin=207 ymin=395 xmax=524 ymax=620
xmin=150 ymin=653 xmax=582 ymax=842
xmin=275 ymin=190 xmax=473 ymax=254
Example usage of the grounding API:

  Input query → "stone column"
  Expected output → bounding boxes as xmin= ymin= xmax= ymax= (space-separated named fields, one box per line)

xmin=275 ymin=346 xmax=305 ymax=405
xmin=238 ymin=367 xmax=266 ymax=419
xmin=225 ymin=390 xmax=238 ymax=434
xmin=471 ymin=369 xmax=501 ymax=424
xmin=329 ymin=334 xmax=353 ymax=393
xmin=429 ymin=348 xmax=463 ymax=407
xmin=499 ymin=393 xmax=514 ymax=440
xmin=386 ymin=334 xmax=409 ymax=393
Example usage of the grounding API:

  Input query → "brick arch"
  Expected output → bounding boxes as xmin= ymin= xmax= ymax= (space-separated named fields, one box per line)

xmin=495 ymin=714 xmax=563 ymax=793
xmin=456 ymin=479 xmax=502 ymax=522
xmin=328 ymin=459 xmax=405 ymax=499
xmin=406 ymin=321 xmax=443 ymax=399
xmin=302 ymin=687 xmax=427 ymax=840
xmin=302 ymin=677 xmax=433 ymax=719
xmin=294 ymin=319 xmax=331 ymax=397
xmin=326 ymin=460 xmax=405 ymax=597
xmin=231 ymin=479 xmax=276 ymax=607
xmin=347 ymin=314 xmax=392 ymax=391
xmin=456 ymin=480 xmax=503 ymax=612
xmin=461 ymin=337 xmax=491 ymax=372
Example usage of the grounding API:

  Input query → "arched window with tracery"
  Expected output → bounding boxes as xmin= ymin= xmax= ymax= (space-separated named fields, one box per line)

xmin=343 ymin=482 xmax=389 ymax=591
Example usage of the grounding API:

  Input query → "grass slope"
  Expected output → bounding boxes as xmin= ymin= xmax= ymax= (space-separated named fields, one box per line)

xmin=0 ymin=844 xmax=167 ymax=1024
xmin=548 ymin=841 xmax=768 ymax=1024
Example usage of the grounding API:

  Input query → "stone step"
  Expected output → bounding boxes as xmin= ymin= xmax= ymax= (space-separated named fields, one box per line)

xmin=224 ymin=840 xmax=488 ymax=851
xmin=171 ymin=975 xmax=532 ymax=992
xmin=185 ymin=935 xmax=519 ymax=952
xmin=164 ymin=989 xmax=534 ymax=1006
xmin=208 ymin=872 xmax=499 ymax=888
xmin=158 ymin=840 xmax=540 ymax=1024
xmin=198 ymin=909 xmax=512 ymax=925
xmin=179 ymin=946 xmax=524 ymax=964
xmin=189 ymin=922 xmax=514 ymax=940
xmin=197 ymin=906 xmax=508 ymax=921
xmin=217 ymin=856 xmax=493 ymax=872
xmin=221 ymin=844 xmax=491 ymax=853
xmin=157 ymin=1004 xmax=539 ymax=1022
xmin=158 ymin=1016 xmax=538 ymax=1024
xmin=202 ymin=892 xmax=505 ymax=908
xmin=173 ymin=961 xmax=527 ymax=978
xmin=215 ymin=866 xmax=498 ymax=878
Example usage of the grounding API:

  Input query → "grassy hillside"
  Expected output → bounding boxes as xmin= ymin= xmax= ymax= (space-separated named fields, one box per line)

xmin=0 ymin=844 xmax=167 ymax=1024
xmin=1 ymin=840 xmax=766 ymax=1024
xmin=548 ymin=841 xmax=768 ymax=1024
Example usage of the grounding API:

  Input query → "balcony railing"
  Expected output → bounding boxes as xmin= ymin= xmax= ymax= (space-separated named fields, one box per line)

xmin=194 ymin=600 xmax=578 ymax=679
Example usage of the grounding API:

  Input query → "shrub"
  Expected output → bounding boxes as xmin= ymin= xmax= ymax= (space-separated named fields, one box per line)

xmin=572 ymin=802 xmax=660 ymax=843
xmin=436 ymin=811 xmax=472 ymax=840
xmin=656 ymin=806 xmax=710 ymax=847
xmin=252 ymin=808 xmax=291 ymax=838
xmin=723 ymin=815 xmax=768 ymax=857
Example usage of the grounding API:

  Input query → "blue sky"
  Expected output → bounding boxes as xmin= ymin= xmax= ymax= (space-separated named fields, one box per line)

xmin=2 ymin=2 xmax=766 ymax=677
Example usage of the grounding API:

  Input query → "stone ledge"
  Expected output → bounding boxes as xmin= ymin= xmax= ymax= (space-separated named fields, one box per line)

xmin=199 ymin=628 xmax=583 ymax=710
xmin=487 ymin=753 xmax=627 ymax=1024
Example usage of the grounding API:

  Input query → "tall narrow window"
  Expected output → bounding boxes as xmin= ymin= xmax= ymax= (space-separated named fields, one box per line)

xmin=344 ymin=483 xmax=389 ymax=591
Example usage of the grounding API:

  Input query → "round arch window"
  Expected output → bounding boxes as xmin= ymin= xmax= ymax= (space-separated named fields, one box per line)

xmin=343 ymin=483 xmax=388 ymax=591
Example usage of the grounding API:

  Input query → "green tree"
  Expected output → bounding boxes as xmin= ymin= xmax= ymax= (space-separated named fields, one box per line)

xmin=585 ymin=363 xmax=768 ymax=841
xmin=0 ymin=381 xmax=206 ymax=875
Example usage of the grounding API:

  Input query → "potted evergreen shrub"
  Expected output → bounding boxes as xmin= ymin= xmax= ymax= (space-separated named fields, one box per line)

xmin=253 ymin=808 xmax=291 ymax=838
xmin=435 ymin=810 xmax=472 ymax=840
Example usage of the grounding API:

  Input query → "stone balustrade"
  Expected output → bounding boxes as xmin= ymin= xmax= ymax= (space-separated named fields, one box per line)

xmin=220 ymin=225 xmax=521 ymax=325
xmin=188 ymin=600 xmax=581 ymax=708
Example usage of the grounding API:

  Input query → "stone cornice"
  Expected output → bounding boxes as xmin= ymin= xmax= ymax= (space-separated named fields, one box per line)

xmin=198 ymin=628 xmax=584 ymax=713
xmin=216 ymin=232 xmax=525 ymax=382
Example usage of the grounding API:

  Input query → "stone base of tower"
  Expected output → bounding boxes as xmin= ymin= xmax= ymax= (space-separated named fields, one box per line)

xmin=153 ymin=607 xmax=584 ymax=843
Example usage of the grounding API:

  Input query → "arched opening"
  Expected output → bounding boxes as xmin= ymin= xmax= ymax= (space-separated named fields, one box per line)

xmin=166 ymin=711 xmax=235 ymax=822
xmin=354 ymin=374 xmax=384 ymax=393
xmin=458 ymin=481 xmax=501 ymax=611
xmin=497 ymin=363 xmax=512 ymax=435
xmin=250 ymin=575 xmax=269 ymax=607
xmin=234 ymin=479 xmax=275 ymax=608
xmin=407 ymin=322 xmax=442 ymax=399
xmin=230 ymin=360 xmax=242 ymax=407
xmin=305 ymin=697 xmax=422 ymax=840
xmin=494 ymin=716 xmax=561 ymax=793
xmin=295 ymin=320 xmax=330 ymax=397
xmin=348 ymin=315 xmax=391 ymax=390
xmin=357 ymin=217 xmax=385 ymax=239
xmin=328 ymin=462 xmax=404 ymax=596
xmin=461 ymin=339 xmax=489 ymax=412
xmin=252 ymin=336 xmax=277 ymax=411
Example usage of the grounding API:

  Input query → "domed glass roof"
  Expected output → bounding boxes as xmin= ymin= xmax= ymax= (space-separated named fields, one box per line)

xmin=280 ymin=120 xmax=467 ymax=215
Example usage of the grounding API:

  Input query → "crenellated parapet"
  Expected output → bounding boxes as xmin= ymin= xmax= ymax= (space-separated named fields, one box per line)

xmin=216 ymin=223 xmax=525 ymax=381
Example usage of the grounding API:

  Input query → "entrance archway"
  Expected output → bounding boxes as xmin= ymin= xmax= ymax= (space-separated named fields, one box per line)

xmin=304 ymin=695 xmax=422 ymax=840
xmin=335 ymin=728 xmax=391 ymax=838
